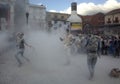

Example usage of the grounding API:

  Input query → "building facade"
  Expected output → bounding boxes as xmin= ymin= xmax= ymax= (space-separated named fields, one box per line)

xmin=46 ymin=12 xmax=70 ymax=32
xmin=0 ymin=0 xmax=46 ymax=32
xmin=46 ymin=12 xmax=106 ymax=34
xmin=82 ymin=12 xmax=105 ymax=34
xmin=0 ymin=0 xmax=29 ymax=32
xmin=0 ymin=1 xmax=119 ymax=35
xmin=104 ymin=8 xmax=120 ymax=35
xmin=14 ymin=0 xmax=28 ymax=32
xmin=29 ymin=4 xmax=46 ymax=31
xmin=0 ymin=0 xmax=16 ymax=32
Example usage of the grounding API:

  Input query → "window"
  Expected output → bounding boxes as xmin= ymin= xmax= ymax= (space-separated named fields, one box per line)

xmin=107 ymin=18 xmax=111 ymax=23
xmin=54 ymin=15 xmax=58 ymax=19
xmin=114 ymin=17 xmax=119 ymax=23
xmin=61 ymin=16 xmax=64 ymax=19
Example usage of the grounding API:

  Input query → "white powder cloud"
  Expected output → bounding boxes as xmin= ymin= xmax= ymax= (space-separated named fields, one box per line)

xmin=53 ymin=0 xmax=120 ymax=15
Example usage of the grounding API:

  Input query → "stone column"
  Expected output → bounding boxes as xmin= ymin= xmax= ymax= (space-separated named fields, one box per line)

xmin=10 ymin=3 xmax=14 ymax=32
xmin=9 ymin=0 xmax=15 ymax=33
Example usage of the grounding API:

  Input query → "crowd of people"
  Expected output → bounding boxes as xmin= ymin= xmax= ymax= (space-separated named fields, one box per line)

xmin=101 ymin=35 xmax=120 ymax=58
xmin=14 ymin=30 xmax=120 ymax=80
xmin=60 ymin=29 xmax=120 ymax=58
xmin=60 ymin=29 xmax=120 ymax=80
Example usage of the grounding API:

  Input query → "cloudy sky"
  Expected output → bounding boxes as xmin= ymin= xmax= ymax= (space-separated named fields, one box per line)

xmin=29 ymin=0 xmax=120 ymax=15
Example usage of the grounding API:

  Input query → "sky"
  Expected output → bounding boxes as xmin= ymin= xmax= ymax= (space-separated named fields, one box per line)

xmin=29 ymin=0 xmax=120 ymax=15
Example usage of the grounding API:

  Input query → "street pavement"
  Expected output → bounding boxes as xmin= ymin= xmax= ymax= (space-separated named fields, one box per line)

xmin=0 ymin=46 xmax=120 ymax=84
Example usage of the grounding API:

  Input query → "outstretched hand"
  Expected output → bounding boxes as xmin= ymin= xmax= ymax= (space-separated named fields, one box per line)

xmin=29 ymin=45 xmax=35 ymax=49
xmin=26 ymin=44 xmax=34 ymax=49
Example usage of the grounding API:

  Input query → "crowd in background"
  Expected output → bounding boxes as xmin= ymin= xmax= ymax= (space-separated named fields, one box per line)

xmin=61 ymin=31 xmax=120 ymax=58
xmin=100 ymin=35 xmax=120 ymax=58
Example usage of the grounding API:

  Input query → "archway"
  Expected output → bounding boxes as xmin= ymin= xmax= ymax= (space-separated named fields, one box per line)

xmin=0 ymin=4 xmax=10 ymax=30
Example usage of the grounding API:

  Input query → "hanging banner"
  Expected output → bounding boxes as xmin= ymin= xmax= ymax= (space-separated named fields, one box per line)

xmin=71 ymin=23 xmax=82 ymax=30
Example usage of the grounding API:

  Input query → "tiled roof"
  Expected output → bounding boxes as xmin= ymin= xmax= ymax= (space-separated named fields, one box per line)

xmin=106 ymin=8 xmax=120 ymax=15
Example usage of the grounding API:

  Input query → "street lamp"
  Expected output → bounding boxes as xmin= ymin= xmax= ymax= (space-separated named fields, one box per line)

xmin=26 ymin=12 xmax=29 ymax=24
xmin=25 ymin=1 xmax=29 ymax=24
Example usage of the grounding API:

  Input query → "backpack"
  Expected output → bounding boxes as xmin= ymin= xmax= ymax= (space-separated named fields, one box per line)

xmin=86 ymin=37 xmax=98 ymax=52
xmin=19 ymin=39 xmax=25 ymax=49
xmin=16 ymin=37 xmax=25 ymax=49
